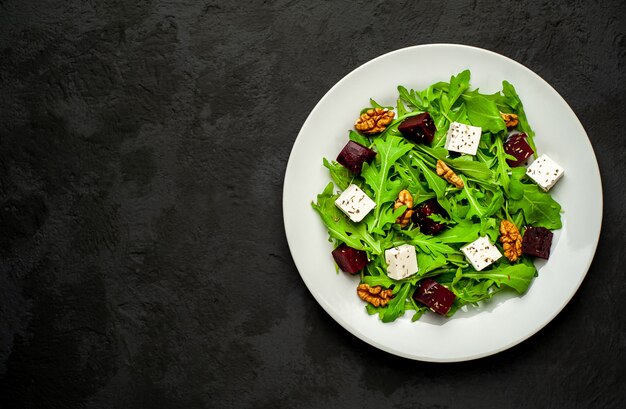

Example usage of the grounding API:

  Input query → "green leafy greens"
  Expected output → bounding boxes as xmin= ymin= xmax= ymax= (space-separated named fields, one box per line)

xmin=312 ymin=70 xmax=563 ymax=323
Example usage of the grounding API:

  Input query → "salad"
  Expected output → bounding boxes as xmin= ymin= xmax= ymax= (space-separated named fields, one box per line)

xmin=312 ymin=70 xmax=564 ymax=323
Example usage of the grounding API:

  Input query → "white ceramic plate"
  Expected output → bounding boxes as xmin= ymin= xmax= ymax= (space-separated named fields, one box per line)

xmin=283 ymin=44 xmax=602 ymax=362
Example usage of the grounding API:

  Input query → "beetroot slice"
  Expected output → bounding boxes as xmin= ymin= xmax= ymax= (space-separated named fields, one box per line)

xmin=336 ymin=140 xmax=377 ymax=175
xmin=413 ymin=278 xmax=456 ymax=315
xmin=398 ymin=112 xmax=436 ymax=145
xmin=412 ymin=199 xmax=449 ymax=235
xmin=331 ymin=243 xmax=369 ymax=274
xmin=522 ymin=226 xmax=553 ymax=259
xmin=504 ymin=133 xmax=534 ymax=167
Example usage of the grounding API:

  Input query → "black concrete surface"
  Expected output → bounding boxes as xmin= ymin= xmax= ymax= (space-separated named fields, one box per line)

xmin=1 ymin=1 xmax=625 ymax=408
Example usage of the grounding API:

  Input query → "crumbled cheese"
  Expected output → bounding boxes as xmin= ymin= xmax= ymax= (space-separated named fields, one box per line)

xmin=444 ymin=122 xmax=482 ymax=155
xmin=334 ymin=184 xmax=376 ymax=223
xmin=385 ymin=244 xmax=419 ymax=280
xmin=526 ymin=154 xmax=564 ymax=191
xmin=461 ymin=236 xmax=502 ymax=271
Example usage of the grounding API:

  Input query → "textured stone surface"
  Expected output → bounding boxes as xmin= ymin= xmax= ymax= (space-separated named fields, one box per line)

xmin=0 ymin=1 xmax=625 ymax=408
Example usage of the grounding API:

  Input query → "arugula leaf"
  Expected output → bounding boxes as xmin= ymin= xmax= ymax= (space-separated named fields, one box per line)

xmin=452 ymin=268 xmax=501 ymax=303
xmin=508 ymin=184 xmax=562 ymax=229
xmin=446 ymin=156 xmax=495 ymax=181
xmin=446 ymin=70 xmax=471 ymax=108
xmin=410 ymin=303 xmax=428 ymax=321
xmin=362 ymin=259 xmax=396 ymax=288
xmin=417 ymin=252 xmax=448 ymax=275
xmin=395 ymin=156 xmax=433 ymax=197
xmin=512 ymin=210 xmax=525 ymax=231
xmin=459 ymin=182 xmax=504 ymax=220
xmin=398 ymin=85 xmax=425 ymax=110
xmin=427 ymin=213 xmax=453 ymax=225
xmin=437 ymin=219 xmax=481 ymax=243
xmin=379 ymin=282 xmax=412 ymax=322
xmin=411 ymin=156 xmax=448 ymax=197
xmin=446 ymin=193 xmax=469 ymax=220
xmin=502 ymin=80 xmax=537 ymax=155
xmin=311 ymin=182 xmax=386 ymax=254
xmin=462 ymin=263 xmax=537 ymax=294
xmin=364 ymin=279 xmax=413 ymax=322
xmin=480 ymin=217 xmax=500 ymax=243
xmin=409 ymin=155 xmax=454 ymax=216
xmin=508 ymin=167 xmax=526 ymax=200
xmin=399 ymin=229 xmax=458 ymax=256
xmin=348 ymin=129 xmax=371 ymax=147
xmin=369 ymin=98 xmax=384 ymax=109
xmin=476 ymin=144 xmax=497 ymax=168
xmin=365 ymin=204 xmax=405 ymax=236
xmin=492 ymin=134 xmax=511 ymax=193
xmin=462 ymin=90 xmax=507 ymax=134
xmin=396 ymin=98 xmax=408 ymax=117
xmin=412 ymin=144 xmax=448 ymax=164
xmin=361 ymin=136 xmax=412 ymax=232
xmin=323 ymin=158 xmax=353 ymax=191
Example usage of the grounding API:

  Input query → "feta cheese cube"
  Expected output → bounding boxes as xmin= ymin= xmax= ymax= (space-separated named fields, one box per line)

xmin=444 ymin=122 xmax=482 ymax=155
xmin=526 ymin=154 xmax=564 ymax=191
xmin=334 ymin=184 xmax=376 ymax=222
xmin=385 ymin=244 xmax=418 ymax=280
xmin=461 ymin=236 xmax=502 ymax=271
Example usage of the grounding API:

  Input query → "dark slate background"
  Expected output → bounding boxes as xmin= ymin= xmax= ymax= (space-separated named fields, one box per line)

xmin=0 ymin=1 xmax=624 ymax=408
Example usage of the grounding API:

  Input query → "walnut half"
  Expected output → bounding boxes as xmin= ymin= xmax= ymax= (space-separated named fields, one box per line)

xmin=501 ymin=112 xmax=519 ymax=128
xmin=357 ymin=283 xmax=394 ymax=307
xmin=393 ymin=189 xmax=414 ymax=228
xmin=355 ymin=108 xmax=395 ymax=134
xmin=499 ymin=220 xmax=522 ymax=262
xmin=436 ymin=160 xmax=464 ymax=188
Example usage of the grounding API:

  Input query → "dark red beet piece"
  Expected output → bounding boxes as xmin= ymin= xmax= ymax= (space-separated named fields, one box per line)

xmin=412 ymin=199 xmax=449 ymax=235
xmin=413 ymin=278 xmax=456 ymax=315
xmin=504 ymin=133 xmax=534 ymax=167
xmin=398 ymin=112 xmax=436 ymax=145
xmin=522 ymin=226 xmax=554 ymax=259
xmin=336 ymin=140 xmax=377 ymax=175
xmin=331 ymin=243 xmax=369 ymax=274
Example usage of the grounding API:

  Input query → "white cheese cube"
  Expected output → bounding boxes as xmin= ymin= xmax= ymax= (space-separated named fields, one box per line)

xmin=526 ymin=154 xmax=564 ymax=191
xmin=385 ymin=244 xmax=419 ymax=280
xmin=461 ymin=236 xmax=502 ymax=271
xmin=334 ymin=184 xmax=376 ymax=222
xmin=444 ymin=122 xmax=482 ymax=155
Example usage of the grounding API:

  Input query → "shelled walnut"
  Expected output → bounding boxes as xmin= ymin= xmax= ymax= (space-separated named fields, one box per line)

xmin=501 ymin=112 xmax=519 ymax=128
xmin=499 ymin=220 xmax=523 ymax=262
xmin=393 ymin=189 xmax=414 ymax=228
xmin=354 ymin=108 xmax=395 ymax=134
xmin=436 ymin=160 xmax=464 ymax=188
xmin=357 ymin=283 xmax=394 ymax=307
